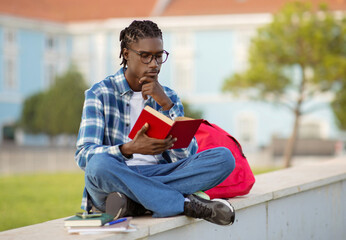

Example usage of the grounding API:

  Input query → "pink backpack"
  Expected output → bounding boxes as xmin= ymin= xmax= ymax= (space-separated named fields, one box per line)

xmin=195 ymin=121 xmax=255 ymax=199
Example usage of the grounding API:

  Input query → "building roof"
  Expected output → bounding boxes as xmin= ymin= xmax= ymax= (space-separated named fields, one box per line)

xmin=0 ymin=0 xmax=344 ymax=22
xmin=0 ymin=0 xmax=157 ymax=22
xmin=161 ymin=0 xmax=346 ymax=16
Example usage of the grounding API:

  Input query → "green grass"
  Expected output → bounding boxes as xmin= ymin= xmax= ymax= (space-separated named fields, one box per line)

xmin=0 ymin=172 xmax=84 ymax=232
xmin=0 ymin=167 xmax=280 ymax=232
xmin=252 ymin=167 xmax=282 ymax=175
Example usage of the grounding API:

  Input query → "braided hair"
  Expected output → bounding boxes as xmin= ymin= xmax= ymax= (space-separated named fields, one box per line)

xmin=119 ymin=20 xmax=163 ymax=67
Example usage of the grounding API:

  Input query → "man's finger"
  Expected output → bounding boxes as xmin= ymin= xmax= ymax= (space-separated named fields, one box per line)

xmin=142 ymin=92 xmax=148 ymax=100
xmin=136 ymin=123 xmax=149 ymax=136
xmin=139 ymin=76 xmax=155 ymax=84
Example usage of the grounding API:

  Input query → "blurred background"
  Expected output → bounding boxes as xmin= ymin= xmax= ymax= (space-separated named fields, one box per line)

xmin=0 ymin=0 xmax=345 ymax=231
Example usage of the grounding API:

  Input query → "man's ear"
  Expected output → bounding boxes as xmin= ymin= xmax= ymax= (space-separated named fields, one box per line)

xmin=123 ymin=48 xmax=129 ymax=60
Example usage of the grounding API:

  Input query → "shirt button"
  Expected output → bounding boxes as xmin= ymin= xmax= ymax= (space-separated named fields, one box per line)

xmin=126 ymin=123 xmax=129 ymax=127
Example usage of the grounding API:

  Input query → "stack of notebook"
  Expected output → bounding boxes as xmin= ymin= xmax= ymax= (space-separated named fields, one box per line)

xmin=64 ymin=213 xmax=135 ymax=234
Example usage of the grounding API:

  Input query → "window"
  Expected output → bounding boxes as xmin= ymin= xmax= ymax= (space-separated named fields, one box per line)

xmin=172 ymin=32 xmax=194 ymax=94
xmin=46 ymin=35 xmax=57 ymax=51
xmin=299 ymin=119 xmax=328 ymax=139
xmin=236 ymin=112 xmax=257 ymax=151
xmin=45 ymin=63 xmax=56 ymax=87
xmin=3 ymin=28 xmax=18 ymax=90
xmin=72 ymin=34 xmax=90 ymax=83
xmin=44 ymin=34 xmax=60 ymax=87
xmin=4 ymin=57 xmax=17 ymax=89
xmin=174 ymin=59 xmax=193 ymax=92
xmin=233 ymin=30 xmax=255 ymax=72
xmin=5 ymin=30 xmax=16 ymax=45
xmin=4 ymin=28 xmax=17 ymax=46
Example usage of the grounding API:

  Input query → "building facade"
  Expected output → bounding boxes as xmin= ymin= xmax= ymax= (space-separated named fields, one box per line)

xmin=0 ymin=0 xmax=344 ymax=152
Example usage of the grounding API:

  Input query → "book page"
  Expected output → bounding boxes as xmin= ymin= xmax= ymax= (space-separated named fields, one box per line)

xmin=174 ymin=116 xmax=195 ymax=121
xmin=144 ymin=106 xmax=174 ymax=126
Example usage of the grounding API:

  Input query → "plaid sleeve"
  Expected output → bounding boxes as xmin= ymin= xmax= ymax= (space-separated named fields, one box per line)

xmin=75 ymin=89 xmax=128 ymax=170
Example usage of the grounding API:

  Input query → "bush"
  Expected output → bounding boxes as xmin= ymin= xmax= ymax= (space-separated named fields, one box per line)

xmin=19 ymin=66 xmax=88 ymax=137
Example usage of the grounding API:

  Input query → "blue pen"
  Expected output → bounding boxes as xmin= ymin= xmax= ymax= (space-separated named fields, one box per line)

xmin=104 ymin=218 xmax=127 ymax=226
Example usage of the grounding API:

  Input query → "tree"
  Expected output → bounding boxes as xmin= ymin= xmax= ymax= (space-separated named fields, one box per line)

xmin=182 ymin=101 xmax=203 ymax=119
xmin=222 ymin=2 xmax=345 ymax=167
xmin=332 ymin=87 xmax=346 ymax=130
xmin=20 ymin=92 xmax=46 ymax=134
xmin=20 ymin=65 xmax=88 ymax=141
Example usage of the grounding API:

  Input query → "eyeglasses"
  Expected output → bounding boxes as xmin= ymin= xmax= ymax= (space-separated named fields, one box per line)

xmin=127 ymin=48 xmax=169 ymax=64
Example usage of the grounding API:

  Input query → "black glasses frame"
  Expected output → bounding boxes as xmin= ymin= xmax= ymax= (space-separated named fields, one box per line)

xmin=127 ymin=48 xmax=169 ymax=64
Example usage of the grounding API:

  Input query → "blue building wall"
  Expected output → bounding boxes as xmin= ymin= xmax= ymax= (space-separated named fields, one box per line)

xmin=106 ymin=32 xmax=116 ymax=76
xmin=66 ymin=35 xmax=73 ymax=70
xmin=18 ymin=30 xmax=45 ymax=96
xmin=0 ymin=17 xmax=341 ymax=148
xmin=0 ymin=28 xmax=4 ymax=93
xmin=159 ymin=32 xmax=172 ymax=88
xmin=0 ymin=28 xmax=47 ymax=142
xmin=194 ymin=31 xmax=234 ymax=94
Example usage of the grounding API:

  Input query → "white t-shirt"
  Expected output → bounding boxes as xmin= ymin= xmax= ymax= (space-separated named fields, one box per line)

xmin=126 ymin=91 xmax=157 ymax=166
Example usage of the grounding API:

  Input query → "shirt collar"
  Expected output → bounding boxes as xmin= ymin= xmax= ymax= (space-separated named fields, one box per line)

xmin=113 ymin=67 xmax=132 ymax=96
xmin=113 ymin=68 xmax=153 ymax=103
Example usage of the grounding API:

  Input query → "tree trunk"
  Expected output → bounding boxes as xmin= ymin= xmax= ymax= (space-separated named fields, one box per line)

xmin=283 ymin=109 xmax=301 ymax=168
xmin=283 ymin=65 xmax=306 ymax=168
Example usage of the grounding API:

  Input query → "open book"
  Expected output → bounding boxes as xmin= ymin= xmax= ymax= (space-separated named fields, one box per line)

xmin=128 ymin=106 xmax=203 ymax=149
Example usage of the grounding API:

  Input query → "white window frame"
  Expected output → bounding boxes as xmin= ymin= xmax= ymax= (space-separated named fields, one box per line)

xmin=3 ymin=28 xmax=18 ymax=90
xmin=172 ymin=31 xmax=195 ymax=95
xmin=44 ymin=34 xmax=60 ymax=88
xmin=72 ymin=34 xmax=91 ymax=83
xmin=235 ymin=112 xmax=257 ymax=151
xmin=3 ymin=56 xmax=17 ymax=89
xmin=299 ymin=117 xmax=329 ymax=139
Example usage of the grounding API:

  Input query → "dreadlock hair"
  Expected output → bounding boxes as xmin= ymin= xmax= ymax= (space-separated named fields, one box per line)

xmin=119 ymin=20 xmax=163 ymax=67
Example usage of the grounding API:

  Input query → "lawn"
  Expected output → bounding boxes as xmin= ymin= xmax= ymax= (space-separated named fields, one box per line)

xmin=0 ymin=172 xmax=84 ymax=232
xmin=0 ymin=168 xmax=278 ymax=232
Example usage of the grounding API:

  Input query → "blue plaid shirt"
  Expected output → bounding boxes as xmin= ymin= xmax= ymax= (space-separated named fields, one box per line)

xmin=75 ymin=67 xmax=198 ymax=211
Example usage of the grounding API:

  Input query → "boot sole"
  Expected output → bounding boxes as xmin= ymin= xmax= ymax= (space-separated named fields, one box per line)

xmin=105 ymin=192 xmax=127 ymax=219
xmin=209 ymin=199 xmax=235 ymax=225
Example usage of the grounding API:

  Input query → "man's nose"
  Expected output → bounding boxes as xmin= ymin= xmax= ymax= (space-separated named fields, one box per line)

xmin=148 ymin=56 xmax=159 ymax=67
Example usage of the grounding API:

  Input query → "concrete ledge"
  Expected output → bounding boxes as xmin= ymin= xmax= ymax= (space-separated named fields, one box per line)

xmin=1 ymin=158 xmax=345 ymax=240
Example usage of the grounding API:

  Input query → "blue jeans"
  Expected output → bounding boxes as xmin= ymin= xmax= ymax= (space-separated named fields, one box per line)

xmin=85 ymin=147 xmax=235 ymax=217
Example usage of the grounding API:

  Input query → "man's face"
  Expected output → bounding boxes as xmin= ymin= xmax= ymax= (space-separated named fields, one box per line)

xmin=124 ymin=37 xmax=164 ymax=91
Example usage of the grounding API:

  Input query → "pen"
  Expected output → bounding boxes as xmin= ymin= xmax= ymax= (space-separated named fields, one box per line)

xmin=104 ymin=218 xmax=127 ymax=226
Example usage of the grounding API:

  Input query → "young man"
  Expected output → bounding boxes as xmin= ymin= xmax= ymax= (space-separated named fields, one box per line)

xmin=75 ymin=20 xmax=236 ymax=225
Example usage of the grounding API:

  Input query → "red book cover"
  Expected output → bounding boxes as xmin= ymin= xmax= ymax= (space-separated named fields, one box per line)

xmin=168 ymin=119 xmax=203 ymax=149
xmin=128 ymin=106 xmax=202 ymax=149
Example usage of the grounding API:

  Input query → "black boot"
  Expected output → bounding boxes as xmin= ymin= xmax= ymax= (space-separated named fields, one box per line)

xmin=105 ymin=192 xmax=148 ymax=219
xmin=184 ymin=194 xmax=235 ymax=225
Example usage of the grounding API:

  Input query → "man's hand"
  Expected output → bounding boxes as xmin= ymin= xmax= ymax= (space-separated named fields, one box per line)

xmin=120 ymin=123 xmax=177 ymax=157
xmin=139 ymin=76 xmax=173 ymax=111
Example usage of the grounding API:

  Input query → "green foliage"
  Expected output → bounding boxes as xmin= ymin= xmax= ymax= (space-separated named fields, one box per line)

xmin=182 ymin=101 xmax=203 ymax=119
xmin=20 ymin=66 xmax=88 ymax=137
xmin=332 ymin=87 xmax=346 ymax=130
xmin=223 ymin=1 xmax=345 ymax=102
xmin=0 ymin=172 xmax=84 ymax=231
xmin=222 ymin=1 xmax=345 ymax=167
xmin=20 ymin=92 xmax=46 ymax=134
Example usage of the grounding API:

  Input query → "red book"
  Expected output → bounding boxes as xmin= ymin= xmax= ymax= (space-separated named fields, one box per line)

xmin=128 ymin=106 xmax=203 ymax=149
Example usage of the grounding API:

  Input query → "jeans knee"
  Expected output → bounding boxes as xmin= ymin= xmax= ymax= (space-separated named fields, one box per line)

xmin=214 ymin=147 xmax=235 ymax=173
xmin=85 ymin=153 xmax=109 ymax=180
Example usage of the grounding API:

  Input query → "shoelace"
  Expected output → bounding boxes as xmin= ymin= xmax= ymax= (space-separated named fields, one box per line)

xmin=186 ymin=200 xmax=212 ymax=218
